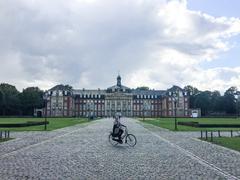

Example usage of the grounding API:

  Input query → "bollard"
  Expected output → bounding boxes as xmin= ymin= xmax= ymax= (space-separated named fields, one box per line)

xmin=0 ymin=131 xmax=2 ymax=139
xmin=4 ymin=131 xmax=7 ymax=138
xmin=211 ymin=131 xmax=213 ymax=142
xmin=231 ymin=130 xmax=233 ymax=137
xmin=218 ymin=130 xmax=221 ymax=137
xmin=201 ymin=131 xmax=203 ymax=139
xmin=7 ymin=131 xmax=10 ymax=138
xmin=205 ymin=131 xmax=208 ymax=140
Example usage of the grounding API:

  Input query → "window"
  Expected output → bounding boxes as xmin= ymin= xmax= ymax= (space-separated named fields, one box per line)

xmin=53 ymin=91 xmax=56 ymax=96
xmin=179 ymin=91 xmax=183 ymax=97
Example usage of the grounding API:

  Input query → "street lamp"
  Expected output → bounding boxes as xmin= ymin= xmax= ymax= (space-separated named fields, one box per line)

xmin=43 ymin=93 xmax=48 ymax=131
xmin=234 ymin=92 xmax=240 ymax=119
xmin=169 ymin=91 xmax=178 ymax=130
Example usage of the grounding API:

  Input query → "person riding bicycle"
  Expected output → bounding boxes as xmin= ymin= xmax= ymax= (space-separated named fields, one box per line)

xmin=112 ymin=115 xmax=125 ymax=143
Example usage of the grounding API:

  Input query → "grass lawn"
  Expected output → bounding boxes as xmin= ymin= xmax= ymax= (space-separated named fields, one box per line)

xmin=0 ymin=117 xmax=90 ymax=131
xmin=140 ymin=117 xmax=240 ymax=131
xmin=205 ymin=137 xmax=240 ymax=152
xmin=0 ymin=138 xmax=13 ymax=143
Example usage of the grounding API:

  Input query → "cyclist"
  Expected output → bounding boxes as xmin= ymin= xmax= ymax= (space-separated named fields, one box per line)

xmin=112 ymin=115 xmax=125 ymax=143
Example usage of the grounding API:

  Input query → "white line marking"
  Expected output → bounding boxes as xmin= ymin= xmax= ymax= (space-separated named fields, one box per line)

xmin=147 ymin=130 xmax=240 ymax=180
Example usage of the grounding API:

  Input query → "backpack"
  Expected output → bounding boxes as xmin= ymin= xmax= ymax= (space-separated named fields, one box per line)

xmin=112 ymin=124 xmax=120 ymax=137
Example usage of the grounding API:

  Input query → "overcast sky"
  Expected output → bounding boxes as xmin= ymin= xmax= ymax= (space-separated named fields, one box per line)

xmin=0 ymin=0 xmax=240 ymax=93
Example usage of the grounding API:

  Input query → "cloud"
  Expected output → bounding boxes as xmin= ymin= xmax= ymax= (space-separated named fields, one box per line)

xmin=0 ymin=0 xmax=240 ymax=92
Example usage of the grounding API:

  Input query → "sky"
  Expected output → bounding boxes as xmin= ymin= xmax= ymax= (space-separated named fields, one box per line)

xmin=0 ymin=0 xmax=240 ymax=93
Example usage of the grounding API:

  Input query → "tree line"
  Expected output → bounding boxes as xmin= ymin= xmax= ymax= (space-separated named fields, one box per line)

xmin=184 ymin=85 xmax=239 ymax=116
xmin=0 ymin=83 xmax=44 ymax=116
xmin=0 ymin=83 xmax=239 ymax=116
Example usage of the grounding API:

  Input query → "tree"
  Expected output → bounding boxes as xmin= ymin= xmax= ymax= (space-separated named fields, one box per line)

xmin=184 ymin=85 xmax=199 ymax=95
xmin=0 ymin=90 xmax=3 ymax=114
xmin=19 ymin=87 xmax=44 ymax=116
xmin=0 ymin=83 xmax=20 ymax=116
xmin=194 ymin=91 xmax=211 ymax=116
xmin=210 ymin=91 xmax=221 ymax=112
xmin=136 ymin=86 xmax=150 ymax=91
xmin=223 ymin=87 xmax=238 ymax=114
xmin=184 ymin=85 xmax=200 ymax=109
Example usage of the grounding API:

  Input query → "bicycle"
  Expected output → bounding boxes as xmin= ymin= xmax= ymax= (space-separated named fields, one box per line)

xmin=109 ymin=126 xmax=137 ymax=147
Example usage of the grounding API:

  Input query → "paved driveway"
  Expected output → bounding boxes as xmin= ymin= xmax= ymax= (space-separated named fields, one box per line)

xmin=0 ymin=118 xmax=240 ymax=180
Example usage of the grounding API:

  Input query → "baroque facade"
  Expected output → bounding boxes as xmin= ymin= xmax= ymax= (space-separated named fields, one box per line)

xmin=44 ymin=76 xmax=190 ymax=117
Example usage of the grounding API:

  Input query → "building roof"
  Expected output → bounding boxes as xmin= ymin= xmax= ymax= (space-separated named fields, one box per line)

xmin=50 ymin=84 xmax=72 ymax=91
xmin=107 ymin=84 xmax=130 ymax=90
xmin=132 ymin=89 xmax=166 ymax=96
xmin=167 ymin=85 xmax=184 ymax=92
xmin=72 ymin=89 xmax=105 ymax=95
xmin=106 ymin=75 xmax=131 ymax=92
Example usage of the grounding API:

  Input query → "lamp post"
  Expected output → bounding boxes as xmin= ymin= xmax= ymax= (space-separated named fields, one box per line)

xmin=174 ymin=100 xmax=177 ymax=130
xmin=142 ymin=101 xmax=146 ymax=121
xmin=142 ymin=104 xmax=145 ymax=121
xmin=234 ymin=93 xmax=239 ymax=119
xmin=43 ymin=93 xmax=48 ymax=131
xmin=169 ymin=91 xmax=178 ymax=131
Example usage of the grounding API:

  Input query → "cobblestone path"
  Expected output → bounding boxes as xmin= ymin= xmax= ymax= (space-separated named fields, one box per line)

xmin=0 ymin=118 xmax=240 ymax=180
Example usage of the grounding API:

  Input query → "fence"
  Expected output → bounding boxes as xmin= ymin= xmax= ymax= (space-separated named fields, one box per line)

xmin=200 ymin=130 xmax=240 ymax=142
xmin=0 ymin=130 xmax=10 ymax=139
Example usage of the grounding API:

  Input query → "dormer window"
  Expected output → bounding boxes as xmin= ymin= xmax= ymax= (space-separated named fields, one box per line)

xmin=179 ymin=91 xmax=183 ymax=97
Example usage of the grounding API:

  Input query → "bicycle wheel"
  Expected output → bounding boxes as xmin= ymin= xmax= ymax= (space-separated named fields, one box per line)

xmin=126 ymin=134 xmax=137 ymax=147
xmin=109 ymin=133 xmax=119 ymax=146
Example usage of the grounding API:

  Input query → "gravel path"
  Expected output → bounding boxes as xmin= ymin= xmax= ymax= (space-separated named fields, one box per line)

xmin=0 ymin=118 xmax=239 ymax=180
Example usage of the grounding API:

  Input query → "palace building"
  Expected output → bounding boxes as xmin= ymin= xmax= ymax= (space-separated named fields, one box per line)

xmin=44 ymin=76 xmax=190 ymax=118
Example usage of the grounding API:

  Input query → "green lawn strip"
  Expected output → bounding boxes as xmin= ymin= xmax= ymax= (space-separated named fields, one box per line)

xmin=204 ymin=137 xmax=240 ymax=152
xmin=0 ymin=138 xmax=13 ymax=143
xmin=139 ymin=118 xmax=240 ymax=131
xmin=0 ymin=118 xmax=90 ymax=131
